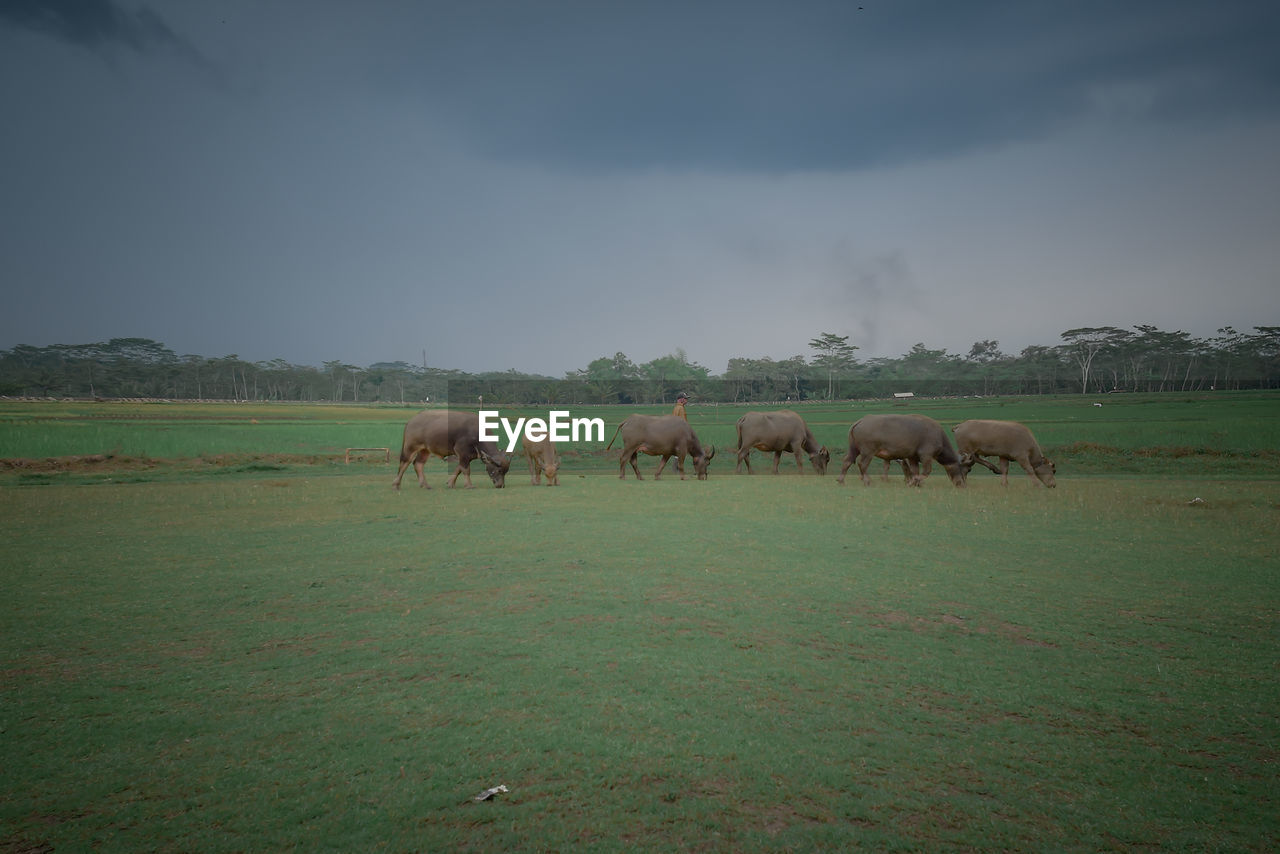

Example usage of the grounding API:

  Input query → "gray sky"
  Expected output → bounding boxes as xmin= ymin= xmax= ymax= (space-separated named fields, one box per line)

xmin=2 ymin=0 xmax=1278 ymax=375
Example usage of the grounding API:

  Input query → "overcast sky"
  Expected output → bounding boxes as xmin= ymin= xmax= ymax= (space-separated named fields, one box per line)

xmin=2 ymin=1 xmax=1278 ymax=375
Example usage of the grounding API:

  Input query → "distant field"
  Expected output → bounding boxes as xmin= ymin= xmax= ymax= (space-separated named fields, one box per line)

xmin=2 ymin=391 xmax=1278 ymax=480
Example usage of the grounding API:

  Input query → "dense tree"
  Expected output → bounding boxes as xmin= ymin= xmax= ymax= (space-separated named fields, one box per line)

xmin=3 ymin=326 xmax=1279 ymax=402
xmin=1014 ymin=345 xmax=1063 ymax=395
xmin=808 ymin=332 xmax=859 ymax=399
xmin=1126 ymin=326 xmax=1200 ymax=392
xmin=1059 ymin=327 xmax=1130 ymax=393
xmin=964 ymin=340 xmax=1010 ymax=396
xmin=640 ymin=349 xmax=711 ymax=403
xmin=1246 ymin=327 xmax=1280 ymax=389
xmin=574 ymin=352 xmax=643 ymax=403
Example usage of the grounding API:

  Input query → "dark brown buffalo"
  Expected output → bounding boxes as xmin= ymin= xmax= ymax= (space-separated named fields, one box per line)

xmin=605 ymin=414 xmax=716 ymax=480
xmin=522 ymin=435 xmax=560 ymax=486
xmin=953 ymin=419 xmax=1056 ymax=487
xmin=392 ymin=410 xmax=510 ymax=490
xmin=735 ymin=410 xmax=830 ymax=475
xmin=837 ymin=413 xmax=968 ymax=487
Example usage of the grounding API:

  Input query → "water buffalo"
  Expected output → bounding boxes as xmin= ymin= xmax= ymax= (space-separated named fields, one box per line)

xmin=605 ymin=414 xmax=716 ymax=480
xmin=392 ymin=410 xmax=510 ymax=490
xmin=735 ymin=410 xmax=830 ymax=475
xmin=837 ymin=413 xmax=968 ymax=487
xmin=953 ymin=419 xmax=1056 ymax=487
xmin=522 ymin=435 xmax=560 ymax=486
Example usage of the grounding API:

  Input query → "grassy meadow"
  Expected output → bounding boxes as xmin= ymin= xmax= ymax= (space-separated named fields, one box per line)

xmin=2 ymin=390 xmax=1279 ymax=477
xmin=2 ymin=393 xmax=1278 ymax=851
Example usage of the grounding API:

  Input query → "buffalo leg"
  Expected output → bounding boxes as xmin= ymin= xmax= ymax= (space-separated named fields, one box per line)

xmin=619 ymin=444 xmax=644 ymax=479
xmin=857 ymin=453 xmax=876 ymax=486
xmin=736 ymin=448 xmax=753 ymax=474
xmin=447 ymin=442 xmax=472 ymax=488
xmin=393 ymin=450 xmax=430 ymax=490
xmin=883 ymin=459 xmax=911 ymax=482
xmin=998 ymin=458 xmax=1011 ymax=486
xmin=653 ymin=455 xmax=670 ymax=479
xmin=448 ymin=461 xmax=475 ymax=488
xmin=837 ymin=453 xmax=856 ymax=484
xmin=392 ymin=454 xmax=412 ymax=490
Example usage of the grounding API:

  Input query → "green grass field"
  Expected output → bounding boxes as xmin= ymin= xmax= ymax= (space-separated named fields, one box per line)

xmin=2 ymin=395 xmax=1278 ymax=851
xmin=3 ymin=391 xmax=1279 ymax=477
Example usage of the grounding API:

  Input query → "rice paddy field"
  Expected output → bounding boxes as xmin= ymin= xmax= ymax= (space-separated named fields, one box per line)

xmin=2 ymin=392 xmax=1277 ymax=851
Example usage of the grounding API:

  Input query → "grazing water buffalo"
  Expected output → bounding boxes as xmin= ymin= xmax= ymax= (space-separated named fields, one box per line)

xmin=522 ymin=435 xmax=560 ymax=486
xmin=605 ymin=414 xmax=716 ymax=480
xmin=838 ymin=413 xmax=968 ymax=487
xmin=735 ymin=410 xmax=830 ymax=475
xmin=392 ymin=410 xmax=510 ymax=490
xmin=953 ymin=419 xmax=1056 ymax=487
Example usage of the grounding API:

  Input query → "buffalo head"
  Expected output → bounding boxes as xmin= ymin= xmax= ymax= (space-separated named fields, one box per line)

xmin=480 ymin=448 xmax=511 ymax=488
xmin=1033 ymin=457 xmax=1057 ymax=488
xmin=692 ymin=444 xmax=716 ymax=480
xmin=942 ymin=457 xmax=969 ymax=487
xmin=809 ymin=446 xmax=831 ymax=475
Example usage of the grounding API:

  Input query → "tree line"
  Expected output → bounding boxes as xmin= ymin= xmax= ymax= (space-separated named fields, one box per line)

xmin=1 ymin=326 xmax=1277 ymax=404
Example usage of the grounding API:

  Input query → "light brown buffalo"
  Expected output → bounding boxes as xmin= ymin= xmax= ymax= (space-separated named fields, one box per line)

xmin=953 ymin=419 xmax=1056 ymax=487
xmin=392 ymin=410 xmax=510 ymax=490
xmin=605 ymin=414 xmax=716 ymax=480
xmin=522 ymin=435 xmax=560 ymax=486
xmin=838 ymin=413 xmax=968 ymax=487
xmin=735 ymin=410 xmax=830 ymax=475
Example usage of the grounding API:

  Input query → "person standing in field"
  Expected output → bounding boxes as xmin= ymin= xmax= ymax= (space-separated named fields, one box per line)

xmin=672 ymin=392 xmax=688 ymax=421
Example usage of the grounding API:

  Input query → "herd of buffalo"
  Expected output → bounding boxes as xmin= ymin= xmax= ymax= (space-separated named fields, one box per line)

xmin=390 ymin=409 xmax=1057 ymax=491
xmin=391 ymin=409 xmax=1059 ymax=494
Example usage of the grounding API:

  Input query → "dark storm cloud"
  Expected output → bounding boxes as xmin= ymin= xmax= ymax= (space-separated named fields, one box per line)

xmin=0 ymin=0 xmax=1274 ymax=373
xmin=1 ymin=0 xmax=179 ymax=51
xmin=398 ymin=0 xmax=1280 ymax=172
xmin=0 ymin=0 xmax=218 ymax=79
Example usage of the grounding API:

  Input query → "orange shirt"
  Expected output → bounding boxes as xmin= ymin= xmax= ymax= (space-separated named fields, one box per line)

xmin=672 ymin=401 xmax=687 ymax=420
